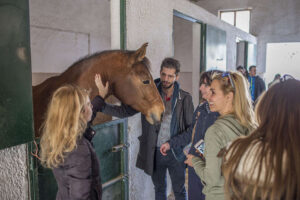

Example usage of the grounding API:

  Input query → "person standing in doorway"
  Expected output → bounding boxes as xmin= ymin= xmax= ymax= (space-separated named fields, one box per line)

xmin=160 ymin=70 xmax=222 ymax=200
xmin=94 ymin=58 xmax=194 ymax=200
xmin=248 ymin=65 xmax=265 ymax=103
xmin=236 ymin=65 xmax=248 ymax=79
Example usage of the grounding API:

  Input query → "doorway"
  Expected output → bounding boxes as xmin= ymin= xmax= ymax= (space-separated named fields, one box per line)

xmin=173 ymin=10 xmax=202 ymax=106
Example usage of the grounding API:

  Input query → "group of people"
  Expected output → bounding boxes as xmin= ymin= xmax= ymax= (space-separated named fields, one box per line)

xmin=40 ymin=57 xmax=300 ymax=200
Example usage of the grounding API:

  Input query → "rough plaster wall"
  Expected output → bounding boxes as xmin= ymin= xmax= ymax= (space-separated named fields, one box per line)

xmin=0 ymin=144 xmax=28 ymax=200
xmin=195 ymin=0 xmax=300 ymax=73
xmin=30 ymin=0 xmax=111 ymax=73
xmin=126 ymin=0 xmax=256 ymax=199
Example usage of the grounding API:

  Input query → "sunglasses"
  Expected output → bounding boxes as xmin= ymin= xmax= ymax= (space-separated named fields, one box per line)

xmin=280 ymin=74 xmax=295 ymax=82
xmin=222 ymin=72 xmax=235 ymax=90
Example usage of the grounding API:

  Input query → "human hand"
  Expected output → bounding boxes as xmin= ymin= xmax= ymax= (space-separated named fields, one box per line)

xmin=160 ymin=142 xmax=170 ymax=156
xmin=95 ymin=74 xmax=109 ymax=98
xmin=184 ymin=154 xmax=194 ymax=167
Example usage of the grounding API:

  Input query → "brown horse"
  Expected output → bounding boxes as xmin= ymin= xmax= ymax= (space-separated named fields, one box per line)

xmin=33 ymin=43 xmax=164 ymax=137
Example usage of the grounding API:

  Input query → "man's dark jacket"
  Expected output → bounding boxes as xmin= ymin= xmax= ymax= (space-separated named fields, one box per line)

xmin=94 ymin=78 xmax=194 ymax=176
xmin=253 ymin=75 xmax=266 ymax=102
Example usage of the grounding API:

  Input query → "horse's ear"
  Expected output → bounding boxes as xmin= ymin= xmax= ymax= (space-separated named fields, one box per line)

xmin=130 ymin=43 xmax=148 ymax=64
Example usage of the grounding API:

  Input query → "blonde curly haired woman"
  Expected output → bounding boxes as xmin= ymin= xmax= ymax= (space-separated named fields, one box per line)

xmin=40 ymin=83 xmax=105 ymax=200
xmin=185 ymin=72 xmax=257 ymax=200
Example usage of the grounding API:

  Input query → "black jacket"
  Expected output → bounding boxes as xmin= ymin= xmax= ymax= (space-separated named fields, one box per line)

xmin=169 ymin=101 xmax=219 ymax=156
xmin=52 ymin=98 xmax=106 ymax=200
xmin=53 ymin=136 xmax=102 ymax=200
xmin=253 ymin=75 xmax=266 ymax=102
xmin=100 ymin=78 xmax=194 ymax=175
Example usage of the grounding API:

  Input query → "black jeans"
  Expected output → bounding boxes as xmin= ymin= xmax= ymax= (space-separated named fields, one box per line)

xmin=151 ymin=148 xmax=187 ymax=200
xmin=188 ymin=166 xmax=205 ymax=200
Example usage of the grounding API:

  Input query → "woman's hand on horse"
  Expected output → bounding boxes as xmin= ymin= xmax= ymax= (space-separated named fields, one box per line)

xmin=95 ymin=74 xmax=109 ymax=98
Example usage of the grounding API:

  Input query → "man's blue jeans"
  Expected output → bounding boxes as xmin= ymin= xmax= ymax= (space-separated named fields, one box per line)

xmin=151 ymin=148 xmax=187 ymax=200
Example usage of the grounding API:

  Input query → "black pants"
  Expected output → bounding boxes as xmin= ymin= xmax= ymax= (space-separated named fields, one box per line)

xmin=188 ymin=166 xmax=205 ymax=200
xmin=151 ymin=148 xmax=187 ymax=200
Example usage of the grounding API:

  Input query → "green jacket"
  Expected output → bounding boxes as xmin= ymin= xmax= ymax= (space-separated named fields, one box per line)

xmin=191 ymin=114 xmax=250 ymax=200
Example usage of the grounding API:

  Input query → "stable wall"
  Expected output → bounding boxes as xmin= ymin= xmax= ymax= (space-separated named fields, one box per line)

xmin=195 ymin=0 xmax=300 ymax=75
xmin=30 ymin=0 xmax=111 ymax=83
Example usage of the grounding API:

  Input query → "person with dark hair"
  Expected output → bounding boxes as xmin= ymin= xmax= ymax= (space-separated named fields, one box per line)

xmin=222 ymin=75 xmax=300 ymax=200
xmin=95 ymin=57 xmax=194 ymax=200
xmin=248 ymin=65 xmax=265 ymax=102
xmin=236 ymin=66 xmax=248 ymax=79
xmin=160 ymin=57 xmax=181 ymax=75
xmin=160 ymin=70 xmax=222 ymax=200
xmin=268 ymin=73 xmax=281 ymax=88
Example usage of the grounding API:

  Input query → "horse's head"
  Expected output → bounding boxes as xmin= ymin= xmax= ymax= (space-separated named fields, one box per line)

xmin=111 ymin=43 xmax=164 ymax=124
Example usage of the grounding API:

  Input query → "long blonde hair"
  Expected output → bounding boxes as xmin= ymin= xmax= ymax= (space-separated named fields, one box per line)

xmin=222 ymin=78 xmax=300 ymax=200
xmin=40 ymin=85 xmax=89 ymax=168
xmin=212 ymin=71 xmax=257 ymax=130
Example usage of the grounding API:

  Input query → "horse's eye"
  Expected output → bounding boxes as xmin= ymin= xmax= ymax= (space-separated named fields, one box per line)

xmin=143 ymin=80 xmax=150 ymax=84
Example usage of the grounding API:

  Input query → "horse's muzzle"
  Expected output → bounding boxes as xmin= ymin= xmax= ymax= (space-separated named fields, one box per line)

xmin=151 ymin=113 xmax=162 ymax=125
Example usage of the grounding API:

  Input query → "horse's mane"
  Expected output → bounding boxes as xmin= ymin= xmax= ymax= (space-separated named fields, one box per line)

xmin=66 ymin=49 xmax=151 ymax=73
xmin=69 ymin=50 xmax=119 ymax=69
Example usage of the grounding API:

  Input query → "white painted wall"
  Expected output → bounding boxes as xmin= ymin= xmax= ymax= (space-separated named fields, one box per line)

xmin=266 ymin=42 xmax=300 ymax=86
xmin=30 ymin=0 xmax=111 ymax=73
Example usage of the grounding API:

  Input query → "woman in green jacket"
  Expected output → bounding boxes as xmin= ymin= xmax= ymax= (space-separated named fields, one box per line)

xmin=185 ymin=72 xmax=257 ymax=200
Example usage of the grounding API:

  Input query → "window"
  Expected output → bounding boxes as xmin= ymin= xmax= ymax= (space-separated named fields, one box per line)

xmin=220 ymin=10 xmax=250 ymax=33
